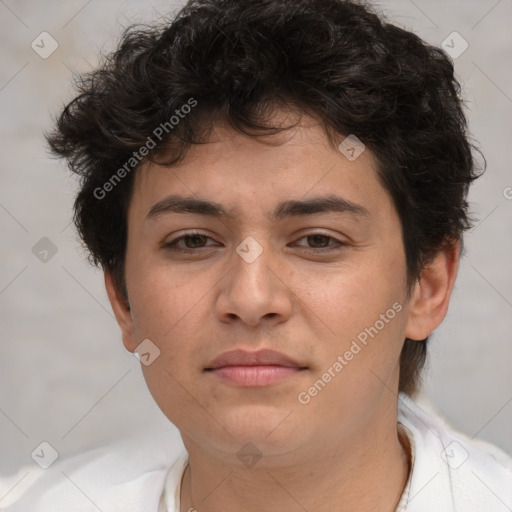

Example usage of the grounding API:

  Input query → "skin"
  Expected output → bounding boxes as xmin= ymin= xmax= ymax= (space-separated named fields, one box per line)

xmin=105 ymin=110 xmax=459 ymax=512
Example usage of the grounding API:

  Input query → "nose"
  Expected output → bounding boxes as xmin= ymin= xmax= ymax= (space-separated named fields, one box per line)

xmin=215 ymin=237 xmax=294 ymax=328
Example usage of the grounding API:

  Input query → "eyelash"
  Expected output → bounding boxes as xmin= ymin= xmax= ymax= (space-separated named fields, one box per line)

xmin=163 ymin=232 xmax=346 ymax=254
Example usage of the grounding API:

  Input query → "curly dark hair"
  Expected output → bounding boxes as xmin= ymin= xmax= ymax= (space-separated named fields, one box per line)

xmin=46 ymin=0 xmax=482 ymax=396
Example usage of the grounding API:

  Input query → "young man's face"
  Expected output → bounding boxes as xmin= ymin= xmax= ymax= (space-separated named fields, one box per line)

xmin=107 ymin=111 xmax=437 ymax=464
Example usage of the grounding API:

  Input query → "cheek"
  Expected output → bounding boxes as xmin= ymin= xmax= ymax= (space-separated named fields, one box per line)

xmin=129 ymin=266 xmax=211 ymax=411
xmin=295 ymin=254 xmax=405 ymax=338
xmin=296 ymin=263 xmax=407 ymax=414
xmin=297 ymin=256 xmax=408 ymax=395
xmin=126 ymin=253 xmax=210 ymax=338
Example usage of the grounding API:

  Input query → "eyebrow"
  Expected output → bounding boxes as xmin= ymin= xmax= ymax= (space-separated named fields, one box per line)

xmin=146 ymin=194 xmax=370 ymax=222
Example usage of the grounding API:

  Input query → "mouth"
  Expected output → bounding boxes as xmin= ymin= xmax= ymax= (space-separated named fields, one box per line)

xmin=204 ymin=349 xmax=308 ymax=387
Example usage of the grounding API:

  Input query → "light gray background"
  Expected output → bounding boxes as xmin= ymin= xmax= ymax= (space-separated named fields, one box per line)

xmin=1 ymin=0 xmax=511 ymax=477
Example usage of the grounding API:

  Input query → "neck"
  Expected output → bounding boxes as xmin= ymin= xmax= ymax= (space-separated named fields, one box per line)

xmin=179 ymin=411 xmax=411 ymax=512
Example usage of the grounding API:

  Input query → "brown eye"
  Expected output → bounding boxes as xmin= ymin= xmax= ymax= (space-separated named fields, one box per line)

xmin=306 ymin=234 xmax=331 ymax=248
xmin=293 ymin=233 xmax=346 ymax=253
xmin=180 ymin=235 xmax=208 ymax=248
xmin=164 ymin=233 xmax=217 ymax=253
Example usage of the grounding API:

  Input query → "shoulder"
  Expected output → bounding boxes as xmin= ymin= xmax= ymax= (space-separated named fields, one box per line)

xmin=398 ymin=393 xmax=512 ymax=512
xmin=0 ymin=429 xmax=188 ymax=512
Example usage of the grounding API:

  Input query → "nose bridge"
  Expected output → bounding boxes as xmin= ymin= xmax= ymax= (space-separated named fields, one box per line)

xmin=217 ymin=234 xmax=293 ymax=326
xmin=235 ymin=236 xmax=274 ymax=294
xmin=233 ymin=234 xmax=277 ymax=302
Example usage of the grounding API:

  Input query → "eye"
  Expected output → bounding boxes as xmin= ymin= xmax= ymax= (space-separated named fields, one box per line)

xmin=293 ymin=233 xmax=345 ymax=253
xmin=163 ymin=232 xmax=218 ymax=253
xmin=163 ymin=231 xmax=346 ymax=255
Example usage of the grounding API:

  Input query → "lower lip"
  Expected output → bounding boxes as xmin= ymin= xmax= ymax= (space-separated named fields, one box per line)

xmin=207 ymin=365 xmax=305 ymax=387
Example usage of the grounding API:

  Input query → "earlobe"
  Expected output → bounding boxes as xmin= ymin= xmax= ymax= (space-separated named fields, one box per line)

xmin=404 ymin=241 xmax=460 ymax=341
xmin=104 ymin=271 xmax=137 ymax=352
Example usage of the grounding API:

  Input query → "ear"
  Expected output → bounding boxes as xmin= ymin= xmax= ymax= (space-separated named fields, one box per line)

xmin=104 ymin=270 xmax=137 ymax=352
xmin=405 ymin=240 xmax=460 ymax=341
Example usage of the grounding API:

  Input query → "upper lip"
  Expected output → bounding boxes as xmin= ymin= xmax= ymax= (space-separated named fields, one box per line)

xmin=205 ymin=349 xmax=305 ymax=370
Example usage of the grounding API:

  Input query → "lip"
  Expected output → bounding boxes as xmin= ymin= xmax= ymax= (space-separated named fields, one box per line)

xmin=204 ymin=349 xmax=308 ymax=387
xmin=205 ymin=349 xmax=304 ymax=369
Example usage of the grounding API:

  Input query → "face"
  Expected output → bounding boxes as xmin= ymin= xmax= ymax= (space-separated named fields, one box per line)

xmin=108 ymin=112 xmax=432 ymax=465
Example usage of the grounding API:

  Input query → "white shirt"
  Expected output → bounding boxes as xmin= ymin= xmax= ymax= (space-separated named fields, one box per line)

xmin=1 ymin=393 xmax=511 ymax=511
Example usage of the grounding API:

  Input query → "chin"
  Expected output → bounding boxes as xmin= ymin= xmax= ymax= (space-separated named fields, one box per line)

xmin=176 ymin=403 xmax=314 ymax=468
xmin=221 ymin=404 xmax=304 ymax=448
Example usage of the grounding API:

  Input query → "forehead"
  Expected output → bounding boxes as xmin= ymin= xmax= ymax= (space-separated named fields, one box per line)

xmin=128 ymin=114 xmax=391 ymax=224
